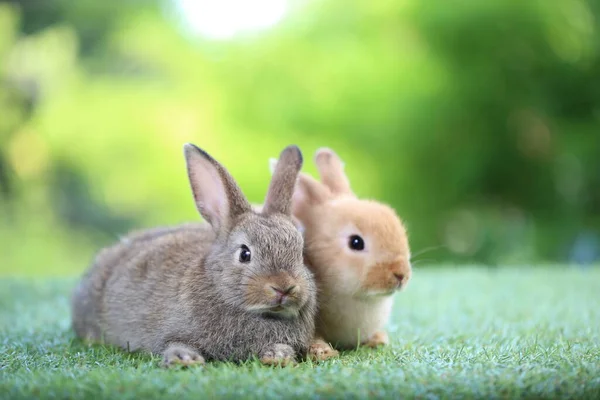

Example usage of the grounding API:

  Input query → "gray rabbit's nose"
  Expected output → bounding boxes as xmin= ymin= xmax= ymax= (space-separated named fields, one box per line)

xmin=273 ymin=285 xmax=296 ymax=295
xmin=271 ymin=285 xmax=297 ymax=304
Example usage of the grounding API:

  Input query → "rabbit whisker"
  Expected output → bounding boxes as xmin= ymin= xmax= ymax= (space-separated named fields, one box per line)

xmin=410 ymin=245 xmax=446 ymax=262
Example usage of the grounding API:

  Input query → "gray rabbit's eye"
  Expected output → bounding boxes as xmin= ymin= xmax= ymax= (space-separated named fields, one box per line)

xmin=239 ymin=245 xmax=252 ymax=263
xmin=348 ymin=235 xmax=365 ymax=251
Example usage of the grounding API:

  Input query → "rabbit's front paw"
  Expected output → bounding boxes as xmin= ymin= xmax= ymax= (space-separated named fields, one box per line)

xmin=362 ymin=330 xmax=389 ymax=348
xmin=308 ymin=338 xmax=339 ymax=361
xmin=260 ymin=343 xmax=296 ymax=366
xmin=162 ymin=343 xmax=205 ymax=368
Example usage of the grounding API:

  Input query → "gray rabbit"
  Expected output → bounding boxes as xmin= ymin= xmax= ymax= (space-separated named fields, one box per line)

xmin=71 ymin=144 xmax=317 ymax=367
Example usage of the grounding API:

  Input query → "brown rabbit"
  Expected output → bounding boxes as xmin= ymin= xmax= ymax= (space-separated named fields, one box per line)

xmin=71 ymin=144 xmax=317 ymax=367
xmin=270 ymin=148 xmax=411 ymax=359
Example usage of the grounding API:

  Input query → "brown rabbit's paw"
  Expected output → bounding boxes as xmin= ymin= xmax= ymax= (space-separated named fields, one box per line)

xmin=260 ymin=343 xmax=296 ymax=367
xmin=162 ymin=343 xmax=205 ymax=368
xmin=308 ymin=339 xmax=339 ymax=361
xmin=362 ymin=331 xmax=389 ymax=348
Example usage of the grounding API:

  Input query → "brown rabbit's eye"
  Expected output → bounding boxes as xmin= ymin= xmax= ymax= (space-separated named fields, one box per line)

xmin=349 ymin=235 xmax=365 ymax=251
xmin=239 ymin=245 xmax=251 ymax=263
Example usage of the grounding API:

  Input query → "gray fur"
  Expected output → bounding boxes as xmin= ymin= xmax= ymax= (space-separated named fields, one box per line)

xmin=71 ymin=144 xmax=316 ymax=364
xmin=263 ymin=146 xmax=303 ymax=216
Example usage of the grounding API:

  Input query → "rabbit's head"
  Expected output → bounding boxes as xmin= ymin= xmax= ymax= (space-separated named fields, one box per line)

xmin=278 ymin=148 xmax=411 ymax=299
xmin=184 ymin=144 xmax=315 ymax=318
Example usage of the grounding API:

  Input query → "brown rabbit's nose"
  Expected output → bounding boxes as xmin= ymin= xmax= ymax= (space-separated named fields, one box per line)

xmin=271 ymin=285 xmax=296 ymax=304
xmin=394 ymin=273 xmax=405 ymax=285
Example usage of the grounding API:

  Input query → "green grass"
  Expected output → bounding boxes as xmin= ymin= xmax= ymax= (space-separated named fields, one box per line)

xmin=1 ymin=267 xmax=599 ymax=399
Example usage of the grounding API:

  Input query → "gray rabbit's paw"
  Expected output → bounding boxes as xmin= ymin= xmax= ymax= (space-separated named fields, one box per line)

xmin=162 ymin=343 xmax=205 ymax=368
xmin=260 ymin=343 xmax=296 ymax=367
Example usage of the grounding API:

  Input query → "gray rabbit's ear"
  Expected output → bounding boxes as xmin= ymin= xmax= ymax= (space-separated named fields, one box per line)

xmin=314 ymin=147 xmax=354 ymax=196
xmin=269 ymin=158 xmax=278 ymax=175
xmin=184 ymin=143 xmax=251 ymax=233
xmin=262 ymin=145 xmax=303 ymax=216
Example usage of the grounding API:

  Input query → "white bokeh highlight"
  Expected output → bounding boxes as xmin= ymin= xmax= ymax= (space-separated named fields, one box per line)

xmin=176 ymin=0 xmax=287 ymax=39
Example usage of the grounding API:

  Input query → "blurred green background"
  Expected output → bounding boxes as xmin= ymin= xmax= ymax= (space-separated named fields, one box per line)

xmin=1 ymin=0 xmax=599 ymax=276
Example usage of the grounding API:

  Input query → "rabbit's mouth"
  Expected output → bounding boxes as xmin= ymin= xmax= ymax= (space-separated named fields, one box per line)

xmin=246 ymin=299 xmax=301 ymax=318
xmin=361 ymin=281 xmax=407 ymax=297
xmin=266 ymin=305 xmax=299 ymax=319
xmin=244 ymin=303 xmax=301 ymax=319
xmin=355 ymin=288 xmax=397 ymax=299
xmin=355 ymin=277 xmax=408 ymax=298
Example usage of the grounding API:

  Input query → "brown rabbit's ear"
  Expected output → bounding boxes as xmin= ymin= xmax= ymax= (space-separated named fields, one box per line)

xmin=314 ymin=147 xmax=354 ymax=196
xmin=291 ymin=172 xmax=331 ymax=220
xmin=263 ymin=145 xmax=303 ymax=216
xmin=184 ymin=143 xmax=251 ymax=233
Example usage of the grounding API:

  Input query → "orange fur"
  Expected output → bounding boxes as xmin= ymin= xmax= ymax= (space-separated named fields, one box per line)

xmin=302 ymin=197 xmax=411 ymax=296
xmin=362 ymin=331 xmax=389 ymax=348
xmin=308 ymin=338 xmax=339 ymax=361
xmin=290 ymin=148 xmax=412 ymax=349
xmin=363 ymin=258 xmax=410 ymax=292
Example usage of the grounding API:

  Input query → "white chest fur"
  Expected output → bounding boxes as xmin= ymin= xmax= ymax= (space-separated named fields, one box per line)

xmin=316 ymin=293 xmax=394 ymax=349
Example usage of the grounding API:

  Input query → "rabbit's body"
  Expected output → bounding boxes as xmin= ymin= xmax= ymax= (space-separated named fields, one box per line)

xmin=314 ymin=288 xmax=393 ymax=349
xmin=278 ymin=148 xmax=412 ymax=354
xmin=73 ymin=222 xmax=315 ymax=361
xmin=73 ymin=225 xmax=210 ymax=352
xmin=72 ymin=145 xmax=316 ymax=366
